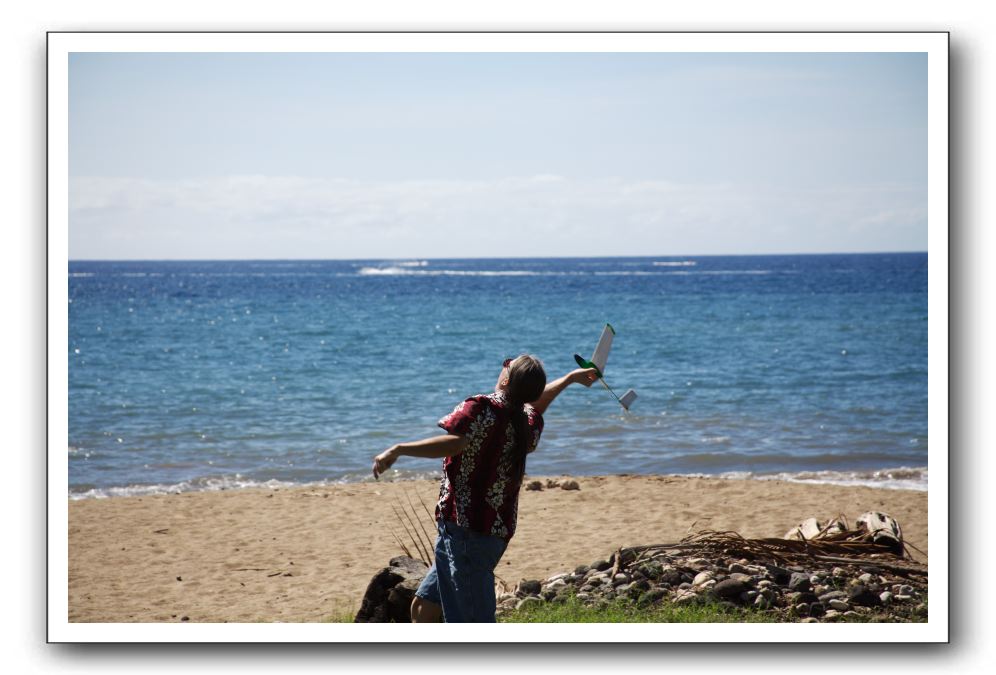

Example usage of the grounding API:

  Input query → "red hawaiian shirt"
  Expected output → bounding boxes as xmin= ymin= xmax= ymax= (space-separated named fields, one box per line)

xmin=435 ymin=391 xmax=544 ymax=542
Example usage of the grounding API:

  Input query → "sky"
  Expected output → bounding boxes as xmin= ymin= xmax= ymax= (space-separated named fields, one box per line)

xmin=68 ymin=52 xmax=928 ymax=260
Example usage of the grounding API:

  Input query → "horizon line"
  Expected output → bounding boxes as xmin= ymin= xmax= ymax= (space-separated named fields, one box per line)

xmin=68 ymin=250 xmax=928 ymax=263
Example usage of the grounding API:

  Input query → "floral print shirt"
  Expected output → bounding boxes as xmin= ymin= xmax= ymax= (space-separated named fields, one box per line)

xmin=435 ymin=391 xmax=543 ymax=542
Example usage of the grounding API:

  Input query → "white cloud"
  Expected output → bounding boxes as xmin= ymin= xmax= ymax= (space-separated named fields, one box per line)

xmin=69 ymin=175 xmax=926 ymax=259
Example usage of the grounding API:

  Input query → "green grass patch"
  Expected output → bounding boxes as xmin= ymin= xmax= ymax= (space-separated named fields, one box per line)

xmin=498 ymin=595 xmax=779 ymax=623
xmin=324 ymin=605 xmax=360 ymax=623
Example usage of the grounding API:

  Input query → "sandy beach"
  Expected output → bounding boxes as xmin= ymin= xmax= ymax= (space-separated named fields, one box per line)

xmin=67 ymin=475 xmax=928 ymax=622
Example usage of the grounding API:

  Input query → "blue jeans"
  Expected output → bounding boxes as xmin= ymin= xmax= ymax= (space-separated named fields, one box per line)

xmin=414 ymin=519 xmax=508 ymax=623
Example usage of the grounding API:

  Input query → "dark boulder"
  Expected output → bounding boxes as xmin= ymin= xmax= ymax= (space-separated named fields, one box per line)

xmin=849 ymin=584 xmax=883 ymax=607
xmin=711 ymin=579 xmax=749 ymax=602
xmin=355 ymin=556 xmax=429 ymax=623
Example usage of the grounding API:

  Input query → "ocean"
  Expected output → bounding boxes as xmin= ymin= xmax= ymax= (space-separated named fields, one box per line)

xmin=68 ymin=254 xmax=928 ymax=498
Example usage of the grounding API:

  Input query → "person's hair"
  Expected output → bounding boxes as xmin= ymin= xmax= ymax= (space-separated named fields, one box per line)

xmin=505 ymin=354 xmax=547 ymax=456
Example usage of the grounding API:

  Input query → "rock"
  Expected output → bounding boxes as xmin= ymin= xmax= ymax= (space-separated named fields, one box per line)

xmin=387 ymin=577 xmax=424 ymax=618
xmin=574 ymin=564 xmax=590 ymax=576
xmin=898 ymin=584 xmax=914 ymax=595
xmin=517 ymin=579 xmax=542 ymax=596
xmin=832 ymin=567 xmax=848 ymax=578
xmin=828 ymin=599 xmax=850 ymax=612
xmin=672 ymin=588 xmax=702 ymax=605
xmin=858 ymin=573 xmax=874 ymax=584
xmin=546 ymin=579 xmax=567 ymax=591
xmin=757 ymin=579 xmax=773 ymax=589
xmin=659 ymin=566 xmax=683 ymax=586
xmin=560 ymin=480 xmax=580 ymax=490
xmin=800 ymin=617 xmax=819 ymax=623
xmin=823 ymin=609 xmax=841 ymax=620
xmin=843 ymin=611 xmax=861 ymax=619
xmin=848 ymin=585 xmax=882 ymax=607
xmin=637 ymin=589 xmax=667 ymax=607
xmin=712 ymin=579 xmax=748 ymax=601
xmin=692 ymin=571 xmax=715 ymax=587
xmin=545 ymin=479 xmax=560 ymax=489
xmin=355 ymin=556 xmax=429 ymax=623
xmin=819 ymin=590 xmax=848 ymax=602
xmin=754 ymin=594 xmax=772 ymax=610
xmin=729 ymin=563 xmax=750 ymax=574
xmin=524 ymin=480 xmax=543 ymax=491
xmin=630 ymin=578 xmax=651 ymax=593
xmin=592 ymin=559 xmax=611 ymax=572
xmin=880 ymin=591 xmax=894 ymax=604
xmin=541 ymin=589 xmax=557 ymax=601
xmin=729 ymin=573 xmax=753 ymax=584
xmin=789 ymin=591 xmax=819 ymax=605
xmin=516 ymin=596 xmax=543 ymax=611
xmin=788 ymin=572 xmax=812 ymax=592
xmin=765 ymin=564 xmax=792 ymax=584
xmin=895 ymin=594 xmax=914 ymax=602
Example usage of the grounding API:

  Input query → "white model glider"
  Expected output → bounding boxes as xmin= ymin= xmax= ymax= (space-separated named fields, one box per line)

xmin=574 ymin=323 xmax=638 ymax=411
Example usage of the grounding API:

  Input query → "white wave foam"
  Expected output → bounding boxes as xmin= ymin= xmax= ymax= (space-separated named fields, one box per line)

xmin=357 ymin=266 xmax=546 ymax=277
xmin=69 ymin=272 xmax=94 ymax=277
xmin=712 ymin=466 xmax=928 ymax=491
xmin=394 ymin=260 xmax=429 ymax=267
xmin=357 ymin=267 xmax=774 ymax=278
xmin=69 ymin=476 xmax=302 ymax=500
xmin=652 ymin=261 xmax=697 ymax=267
xmin=663 ymin=270 xmax=774 ymax=276
xmin=68 ymin=470 xmax=444 ymax=500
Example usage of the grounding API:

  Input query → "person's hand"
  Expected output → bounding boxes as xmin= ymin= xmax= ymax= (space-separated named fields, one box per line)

xmin=571 ymin=368 xmax=599 ymax=387
xmin=372 ymin=445 xmax=400 ymax=480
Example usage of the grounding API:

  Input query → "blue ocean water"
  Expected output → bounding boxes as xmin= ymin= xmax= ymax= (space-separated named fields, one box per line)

xmin=68 ymin=254 xmax=928 ymax=498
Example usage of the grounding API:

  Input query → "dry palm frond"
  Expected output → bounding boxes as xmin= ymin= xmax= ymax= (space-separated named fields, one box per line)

xmin=390 ymin=502 xmax=430 ymax=564
xmin=389 ymin=487 xmax=436 ymax=566
xmin=404 ymin=488 xmax=436 ymax=562
xmin=620 ymin=529 xmax=927 ymax=579
xmin=387 ymin=522 xmax=413 ymax=559
xmin=494 ymin=575 xmax=512 ymax=595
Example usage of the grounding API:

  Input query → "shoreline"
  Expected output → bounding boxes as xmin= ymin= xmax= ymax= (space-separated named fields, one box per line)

xmin=68 ymin=474 xmax=928 ymax=623
xmin=67 ymin=465 xmax=930 ymax=500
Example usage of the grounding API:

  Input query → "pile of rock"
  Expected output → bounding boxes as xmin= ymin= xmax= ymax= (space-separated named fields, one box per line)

xmin=496 ymin=552 xmax=927 ymax=623
xmin=524 ymin=478 xmax=580 ymax=491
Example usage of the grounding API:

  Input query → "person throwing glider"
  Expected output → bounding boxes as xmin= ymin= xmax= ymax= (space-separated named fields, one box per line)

xmin=372 ymin=355 xmax=598 ymax=623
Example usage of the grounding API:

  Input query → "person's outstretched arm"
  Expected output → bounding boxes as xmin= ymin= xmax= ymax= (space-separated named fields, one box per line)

xmin=372 ymin=433 xmax=469 ymax=479
xmin=531 ymin=367 xmax=598 ymax=415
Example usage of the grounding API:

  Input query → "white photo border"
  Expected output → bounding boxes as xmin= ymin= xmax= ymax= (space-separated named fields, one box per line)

xmin=48 ymin=30 xmax=948 ymax=643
